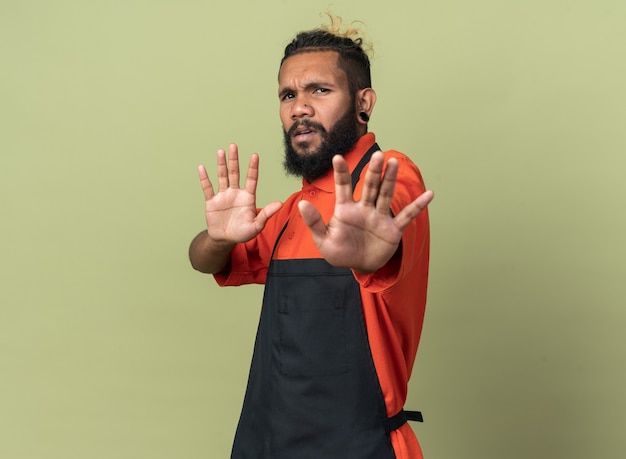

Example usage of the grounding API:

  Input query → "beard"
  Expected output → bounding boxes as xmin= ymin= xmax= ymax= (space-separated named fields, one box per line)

xmin=282 ymin=109 xmax=361 ymax=183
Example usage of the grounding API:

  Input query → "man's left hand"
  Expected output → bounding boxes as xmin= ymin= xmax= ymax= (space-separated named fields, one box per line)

xmin=298 ymin=151 xmax=434 ymax=273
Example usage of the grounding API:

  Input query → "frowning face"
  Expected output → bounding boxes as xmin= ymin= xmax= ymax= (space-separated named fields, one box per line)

xmin=278 ymin=51 xmax=356 ymax=157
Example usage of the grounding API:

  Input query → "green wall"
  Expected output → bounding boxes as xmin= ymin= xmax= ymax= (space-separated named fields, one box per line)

xmin=1 ymin=1 xmax=625 ymax=457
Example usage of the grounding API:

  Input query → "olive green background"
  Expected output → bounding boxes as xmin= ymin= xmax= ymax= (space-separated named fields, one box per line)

xmin=1 ymin=0 xmax=625 ymax=458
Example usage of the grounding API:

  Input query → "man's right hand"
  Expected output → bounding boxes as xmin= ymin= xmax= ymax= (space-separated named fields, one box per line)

xmin=189 ymin=144 xmax=282 ymax=273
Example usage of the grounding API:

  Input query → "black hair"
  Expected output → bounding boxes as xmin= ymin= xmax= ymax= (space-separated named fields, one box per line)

xmin=280 ymin=29 xmax=372 ymax=94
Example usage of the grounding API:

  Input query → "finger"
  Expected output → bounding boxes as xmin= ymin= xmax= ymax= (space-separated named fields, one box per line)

xmin=216 ymin=148 xmax=229 ymax=192
xmin=375 ymin=157 xmax=399 ymax=214
xmin=254 ymin=201 xmax=283 ymax=231
xmin=298 ymin=200 xmax=327 ymax=239
xmin=228 ymin=143 xmax=240 ymax=189
xmin=359 ymin=151 xmax=385 ymax=207
xmin=332 ymin=155 xmax=354 ymax=205
xmin=393 ymin=190 xmax=435 ymax=231
xmin=198 ymin=164 xmax=215 ymax=200
xmin=243 ymin=153 xmax=260 ymax=195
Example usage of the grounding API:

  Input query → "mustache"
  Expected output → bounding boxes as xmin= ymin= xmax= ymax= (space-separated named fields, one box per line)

xmin=287 ymin=120 xmax=327 ymax=137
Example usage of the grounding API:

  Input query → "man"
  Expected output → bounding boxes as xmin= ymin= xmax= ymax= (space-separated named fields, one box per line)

xmin=189 ymin=20 xmax=433 ymax=459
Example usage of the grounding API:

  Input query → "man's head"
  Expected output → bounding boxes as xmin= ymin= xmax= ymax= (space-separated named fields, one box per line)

xmin=278 ymin=20 xmax=377 ymax=182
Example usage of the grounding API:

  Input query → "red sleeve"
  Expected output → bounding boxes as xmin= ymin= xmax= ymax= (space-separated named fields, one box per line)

xmin=353 ymin=150 xmax=429 ymax=291
xmin=213 ymin=237 xmax=269 ymax=286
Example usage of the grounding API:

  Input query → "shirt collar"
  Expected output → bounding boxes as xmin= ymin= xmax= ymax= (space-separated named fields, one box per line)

xmin=302 ymin=132 xmax=377 ymax=193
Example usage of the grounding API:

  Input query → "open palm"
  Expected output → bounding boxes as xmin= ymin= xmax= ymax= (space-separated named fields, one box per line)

xmin=298 ymin=152 xmax=434 ymax=273
xmin=199 ymin=144 xmax=282 ymax=245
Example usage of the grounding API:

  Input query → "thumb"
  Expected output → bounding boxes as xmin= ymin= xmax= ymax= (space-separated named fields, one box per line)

xmin=298 ymin=200 xmax=327 ymax=238
xmin=255 ymin=201 xmax=283 ymax=229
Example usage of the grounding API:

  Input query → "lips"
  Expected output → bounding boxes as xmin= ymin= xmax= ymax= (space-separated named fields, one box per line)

xmin=293 ymin=129 xmax=316 ymax=143
xmin=295 ymin=126 xmax=314 ymax=136
xmin=290 ymin=121 xmax=322 ymax=144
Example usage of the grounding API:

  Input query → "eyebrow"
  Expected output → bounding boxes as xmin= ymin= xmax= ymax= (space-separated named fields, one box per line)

xmin=278 ymin=81 xmax=336 ymax=99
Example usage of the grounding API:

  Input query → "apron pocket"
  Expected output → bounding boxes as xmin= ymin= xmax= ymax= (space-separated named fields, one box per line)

xmin=278 ymin=289 xmax=348 ymax=376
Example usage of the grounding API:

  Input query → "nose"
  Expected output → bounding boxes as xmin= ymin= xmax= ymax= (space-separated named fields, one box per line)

xmin=291 ymin=95 xmax=314 ymax=119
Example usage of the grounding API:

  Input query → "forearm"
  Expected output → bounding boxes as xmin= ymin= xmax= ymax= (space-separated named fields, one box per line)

xmin=188 ymin=230 xmax=236 ymax=274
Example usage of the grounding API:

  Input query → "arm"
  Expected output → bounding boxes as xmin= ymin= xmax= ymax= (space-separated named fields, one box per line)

xmin=298 ymin=151 xmax=433 ymax=274
xmin=188 ymin=230 xmax=236 ymax=274
xmin=189 ymin=144 xmax=282 ymax=274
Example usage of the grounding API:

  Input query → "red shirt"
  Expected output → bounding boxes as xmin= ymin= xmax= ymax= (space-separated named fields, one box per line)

xmin=215 ymin=133 xmax=429 ymax=459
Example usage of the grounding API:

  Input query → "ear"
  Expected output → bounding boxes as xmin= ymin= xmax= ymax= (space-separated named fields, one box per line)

xmin=355 ymin=88 xmax=377 ymax=126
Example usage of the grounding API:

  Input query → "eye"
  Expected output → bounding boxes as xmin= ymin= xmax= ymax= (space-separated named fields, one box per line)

xmin=314 ymin=88 xmax=329 ymax=94
xmin=281 ymin=93 xmax=294 ymax=101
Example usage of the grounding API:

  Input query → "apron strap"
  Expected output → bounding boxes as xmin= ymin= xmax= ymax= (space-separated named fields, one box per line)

xmin=351 ymin=142 xmax=381 ymax=190
xmin=383 ymin=409 xmax=424 ymax=435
